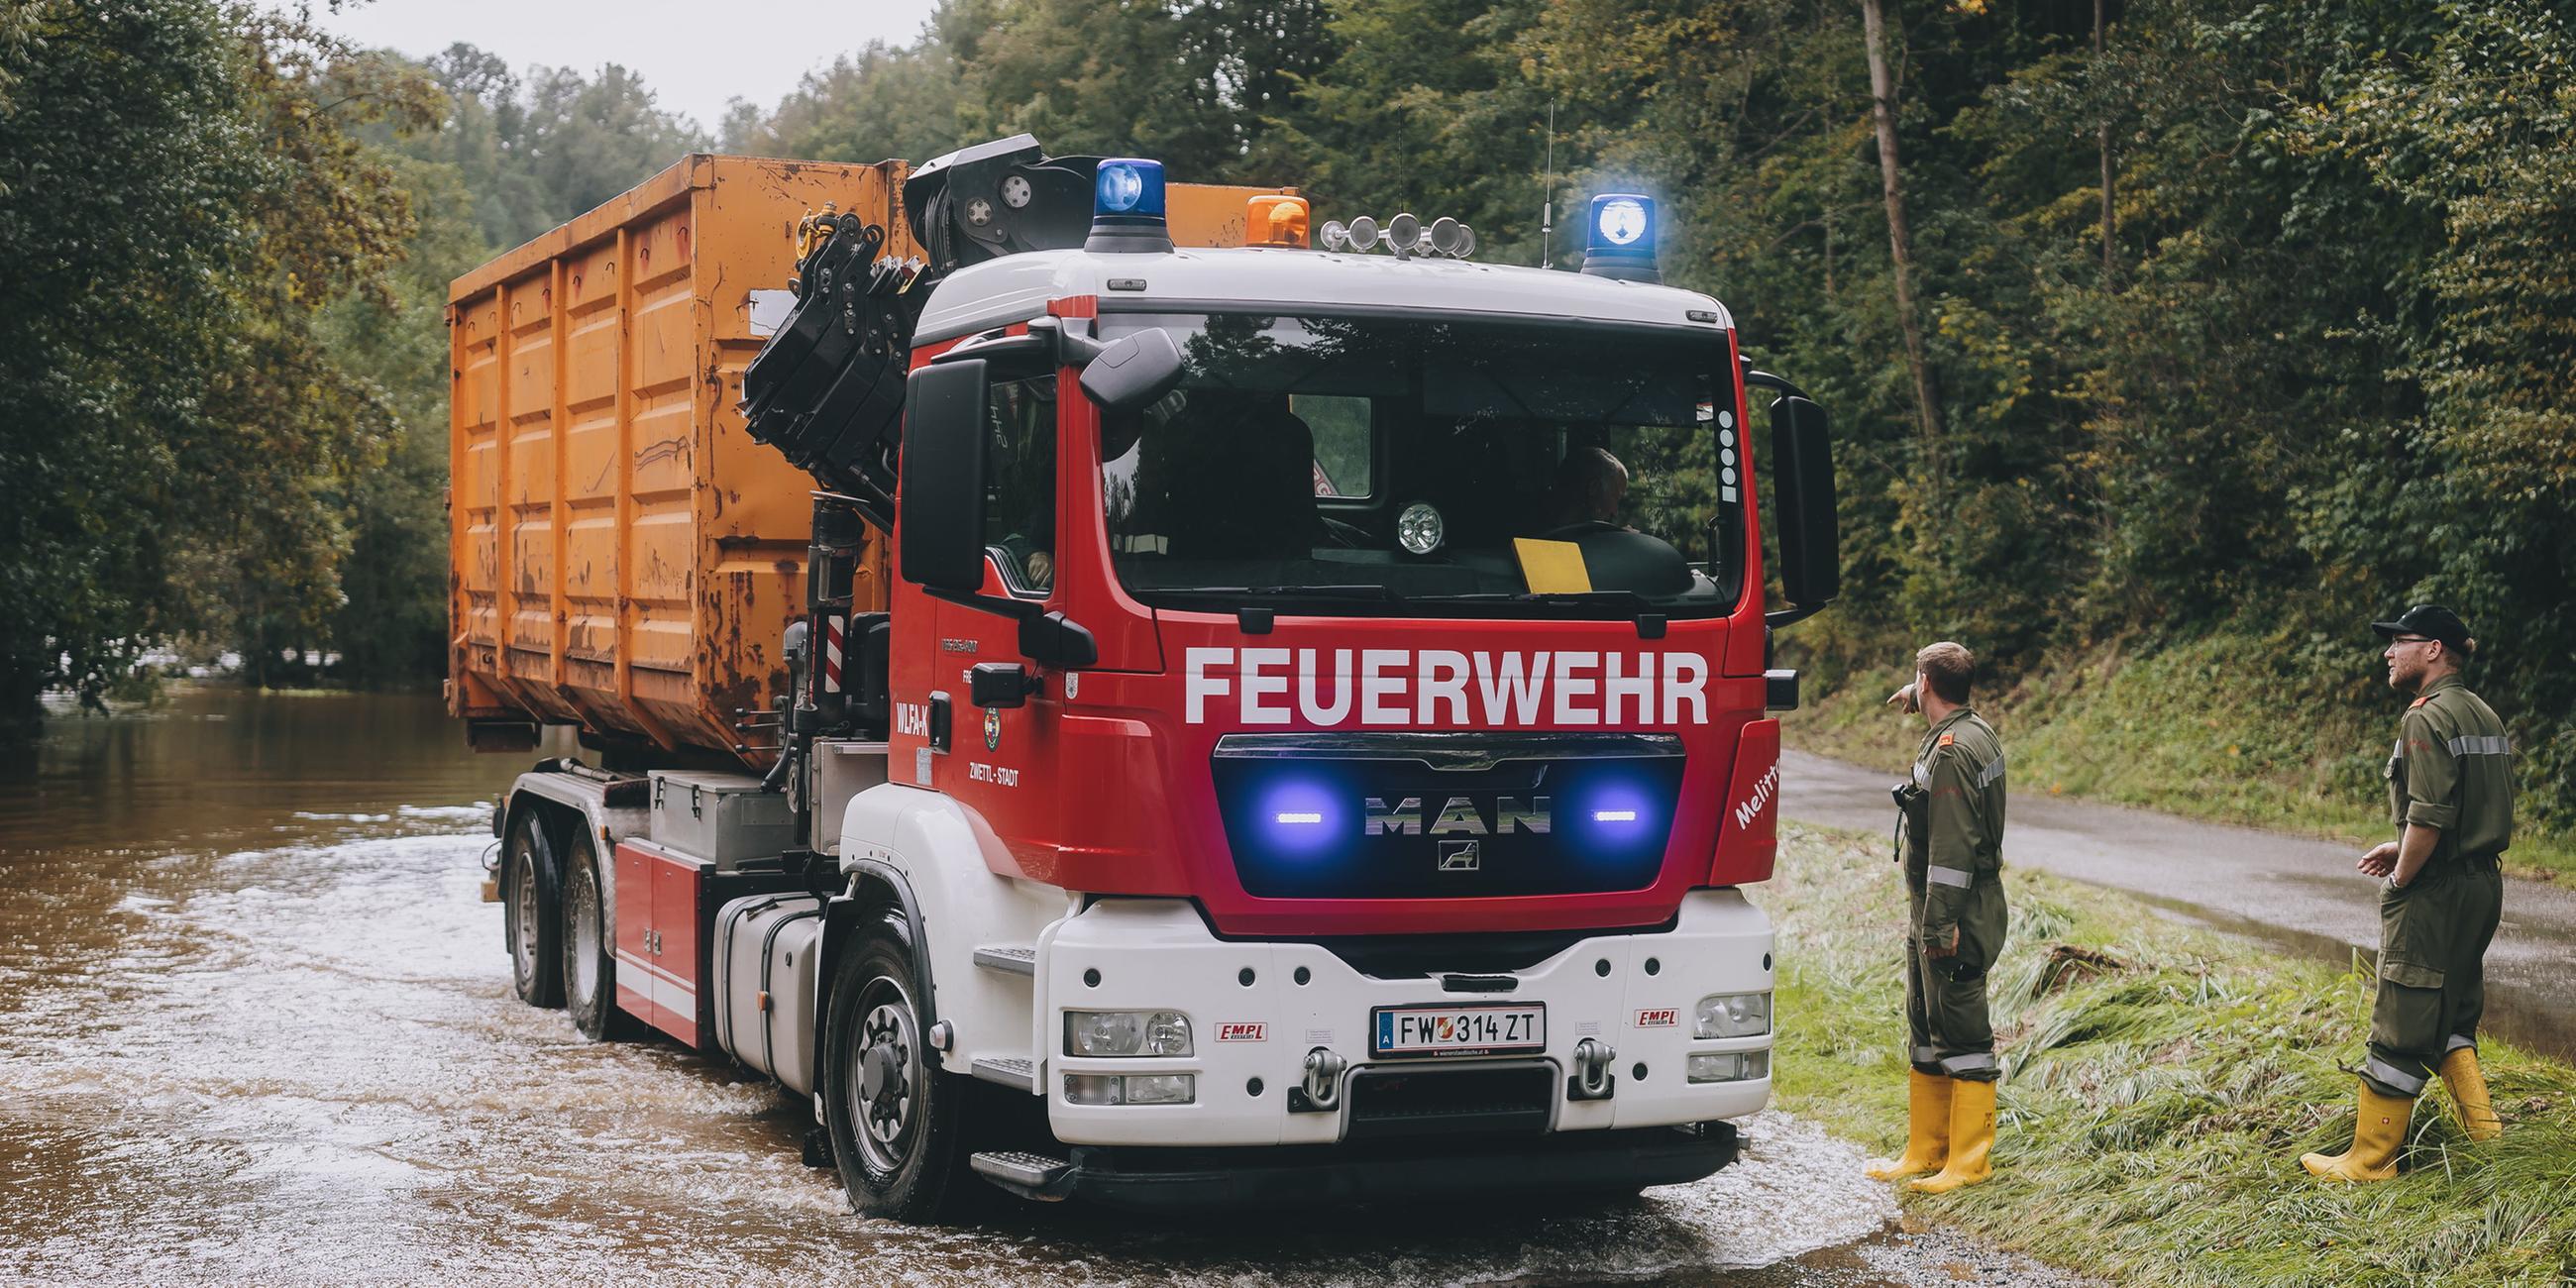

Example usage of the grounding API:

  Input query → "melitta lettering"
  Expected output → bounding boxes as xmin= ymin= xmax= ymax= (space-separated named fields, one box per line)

xmin=1183 ymin=647 xmax=1709 ymax=726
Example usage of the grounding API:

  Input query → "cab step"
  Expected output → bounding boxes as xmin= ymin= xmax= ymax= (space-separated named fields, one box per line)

xmin=972 ymin=943 xmax=1036 ymax=976
xmin=970 ymin=1056 xmax=1036 ymax=1092
xmin=971 ymin=1149 xmax=1076 ymax=1201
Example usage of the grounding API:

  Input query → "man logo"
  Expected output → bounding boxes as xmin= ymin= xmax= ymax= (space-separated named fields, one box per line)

xmin=1439 ymin=839 xmax=1482 ymax=872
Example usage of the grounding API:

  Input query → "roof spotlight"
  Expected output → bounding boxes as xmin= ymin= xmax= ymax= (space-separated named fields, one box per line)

xmin=1346 ymin=214 xmax=1380 ymax=252
xmin=1387 ymin=212 xmax=1422 ymax=257
xmin=1456 ymin=225 xmax=1476 ymax=258
xmin=1429 ymin=216 xmax=1463 ymax=256
xmin=1319 ymin=218 xmax=1349 ymax=252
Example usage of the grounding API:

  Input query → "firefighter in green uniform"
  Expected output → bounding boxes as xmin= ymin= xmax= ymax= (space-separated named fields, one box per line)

xmin=1866 ymin=641 xmax=2007 ymax=1193
xmin=2302 ymin=604 xmax=2513 ymax=1181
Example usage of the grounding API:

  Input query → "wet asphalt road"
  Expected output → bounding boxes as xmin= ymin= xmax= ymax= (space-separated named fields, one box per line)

xmin=1780 ymin=749 xmax=2576 ymax=1061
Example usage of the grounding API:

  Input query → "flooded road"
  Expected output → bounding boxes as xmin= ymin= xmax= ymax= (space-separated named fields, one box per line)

xmin=0 ymin=687 xmax=2081 ymax=1286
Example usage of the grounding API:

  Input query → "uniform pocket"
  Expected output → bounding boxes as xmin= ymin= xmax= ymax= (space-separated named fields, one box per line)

xmin=2371 ymin=961 xmax=2446 ymax=1060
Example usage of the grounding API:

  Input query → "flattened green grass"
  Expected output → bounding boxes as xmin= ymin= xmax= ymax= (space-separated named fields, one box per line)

xmin=1758 ymin=823 xmax=2576 ymax=1287
xmin=1783 ymin=636 xmax=2576 ymax=885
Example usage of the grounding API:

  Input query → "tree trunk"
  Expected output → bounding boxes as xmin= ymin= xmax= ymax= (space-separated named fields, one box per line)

xmin=2097 ymin=0 xmax=2114 ymax=280
xmin=1862 ymin=0 xmax=1943 ymax=482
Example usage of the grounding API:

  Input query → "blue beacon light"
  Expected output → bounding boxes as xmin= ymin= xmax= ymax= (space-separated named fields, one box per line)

xmin=1579 ymin=192 xmax=1661 ymax=283
xmin=1086 ymin=158 xmax=1174 ymax=254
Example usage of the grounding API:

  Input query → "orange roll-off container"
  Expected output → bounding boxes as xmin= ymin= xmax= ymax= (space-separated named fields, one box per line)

xmin=447 ymin=152 xmax=1282 ymax=761
xmin=446 ymin=155 xmax=915 ymax=759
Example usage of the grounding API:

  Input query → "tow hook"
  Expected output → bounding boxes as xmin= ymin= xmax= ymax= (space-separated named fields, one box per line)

xmin=1567 ymin=1037 xmax=1618 ymax=1101
xmin=1288 ymin=1047 xmax=1346 ymax=1114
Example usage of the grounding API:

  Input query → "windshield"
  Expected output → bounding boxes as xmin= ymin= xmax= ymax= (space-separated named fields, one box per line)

xmin=1098 ymin=312 xmax=1744 ymax=617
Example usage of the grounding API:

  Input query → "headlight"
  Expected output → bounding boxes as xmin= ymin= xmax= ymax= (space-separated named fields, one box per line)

xmin=1065 ymin=1010 xmax=1194 ymax=1057
xmin=1694 ymin=992 xmax=1771 ymax=1038
xmin=1687 ymin=1050 xmax=1771 ymax=1084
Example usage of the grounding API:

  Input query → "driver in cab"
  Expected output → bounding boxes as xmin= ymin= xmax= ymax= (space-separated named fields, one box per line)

xmin=1526 ymin=445 xmax=1691 ymax=597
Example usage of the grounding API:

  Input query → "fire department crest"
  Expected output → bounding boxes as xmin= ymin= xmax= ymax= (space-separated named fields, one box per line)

xmin=983 ymin=704 xmax=1001 ymax=751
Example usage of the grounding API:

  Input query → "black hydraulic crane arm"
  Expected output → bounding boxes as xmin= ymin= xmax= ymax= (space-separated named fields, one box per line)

xmin=737 ymin=135 xmax=1107 ymax=532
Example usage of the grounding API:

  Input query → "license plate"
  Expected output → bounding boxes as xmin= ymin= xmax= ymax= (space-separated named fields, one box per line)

xmin=1370 ymin=1003 xmax=1547 ymax=1058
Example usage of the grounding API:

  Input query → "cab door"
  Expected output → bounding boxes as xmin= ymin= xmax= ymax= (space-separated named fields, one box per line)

xmin=924 ymin=366 xmax=1065 ymax=878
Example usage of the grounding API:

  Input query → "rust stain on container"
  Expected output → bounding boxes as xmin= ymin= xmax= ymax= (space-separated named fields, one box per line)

xmin=447 ymin=155 xmax=909 ymax=762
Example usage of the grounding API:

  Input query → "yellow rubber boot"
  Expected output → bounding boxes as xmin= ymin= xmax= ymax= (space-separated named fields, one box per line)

xmin=2440 ymin=1047 xmax=2502 ymax=1141
xmin=1865 ymin=1070 xmax=1953 ymax=1180
xmin=2300 ymin=1082 xmax=2411 ymax=1182
xmin=1908 ymin=1077 xmax=1994 ymax=1194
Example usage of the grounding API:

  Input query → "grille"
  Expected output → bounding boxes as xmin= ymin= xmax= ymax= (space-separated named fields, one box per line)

xmin=1344 ymin=1063 xmax=1555 ymax=1139
xmin=1211 ymin=731 xmax=1684 ymax=901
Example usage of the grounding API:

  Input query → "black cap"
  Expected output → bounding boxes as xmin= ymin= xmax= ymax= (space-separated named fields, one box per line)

xmin=2371 ymin=603 xmax=2474 ymax=655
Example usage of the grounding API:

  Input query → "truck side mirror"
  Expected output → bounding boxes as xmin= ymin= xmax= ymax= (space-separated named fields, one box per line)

xmin=899 ymin=359 xmax=991 ymax=592
xmin=1078 ymin=328 xmax=1187 ymax=411
xmin=1769 ymin=393 xmax=1839 ymax=611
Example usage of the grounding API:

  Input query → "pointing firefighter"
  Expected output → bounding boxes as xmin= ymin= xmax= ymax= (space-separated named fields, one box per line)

xmin=2302 ymin=604 xmax=2512 ymax=1181
xmin=1867 ymin=641 xmax=2007 ymax=1193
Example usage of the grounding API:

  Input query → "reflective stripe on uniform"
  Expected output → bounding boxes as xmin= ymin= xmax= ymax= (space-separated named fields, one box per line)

xmin=2365 ymin=1056 xmax=2427 ymax=1096
xmin=1912 ymin=762 xmax=1930 ymax=788
xmin=1912 ymin=1045 xmax=1940 ymax=1064
xmin=1940 ymin=1051 xmax=1997 ymax=1074
xmin=2446 ymin=1033 xmax=2477 ymax=1053
xmin=1977 ymin=755 xmax=2006 ymax=787
xmin=1927 ymin=865 xmax=1974 ymax=889
xmin=2446 ymin=734 xmax=2511 ymax=756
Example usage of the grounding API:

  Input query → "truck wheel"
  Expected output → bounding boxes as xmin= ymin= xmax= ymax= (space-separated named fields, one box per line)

xmin=822 ymin=910 xmax=968 ymax=1223
xmin=502 ymin=808 xmax=564 ymax=1009
xmin=560 ymin=830 xmax=632 ymax=1041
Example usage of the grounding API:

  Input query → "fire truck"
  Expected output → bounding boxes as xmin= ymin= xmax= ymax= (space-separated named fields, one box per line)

xmin=449 ymin=136 xmax=1839 ymax=1220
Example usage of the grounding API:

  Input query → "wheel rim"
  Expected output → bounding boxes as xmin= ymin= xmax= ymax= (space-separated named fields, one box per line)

xmin=848 ymin=981 xmax=920 ymax=1176
xmin=567 ymin=857 xmax=601 ymax=1009
xmin=510 ymin=849 xmax=541 ymax=983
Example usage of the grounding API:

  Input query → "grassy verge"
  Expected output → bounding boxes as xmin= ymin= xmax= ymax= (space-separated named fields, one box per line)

xmin=1757 ymin=822 xmax=2576 ymax=1288
xmin=1781 ymin=635 xmax=2576 ymax=884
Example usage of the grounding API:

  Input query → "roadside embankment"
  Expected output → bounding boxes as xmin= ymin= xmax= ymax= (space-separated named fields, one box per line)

xmin=1782 ymin=635 xmax=2576 ymax=885
xmin=1756 ymin=822 xmax=2576 ymax=1288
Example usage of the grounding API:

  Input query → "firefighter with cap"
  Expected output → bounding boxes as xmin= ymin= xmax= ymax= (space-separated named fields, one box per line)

xmin=1866 ymin=640 xmax=2008 ymax=1193
xmin=2302 ymin=604 xmax=2513 ymax=1181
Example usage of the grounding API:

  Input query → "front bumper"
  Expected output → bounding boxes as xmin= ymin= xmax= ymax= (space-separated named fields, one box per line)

xmin=985 ymin=1121 xmax=1740 ymax=1212
xmin=1029 ymin=888 xmax=1774 ymax=1147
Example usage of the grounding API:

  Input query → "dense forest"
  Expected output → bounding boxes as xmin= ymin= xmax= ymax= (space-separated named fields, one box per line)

xmin=4 ymin=0 xmax=2570 ymax=833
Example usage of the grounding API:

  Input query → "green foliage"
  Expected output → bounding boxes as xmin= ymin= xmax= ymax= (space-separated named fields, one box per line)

xmin=1765 ymin=823 xmax=2576 ymax=1286
xmin=723 ymin=40 xmax=969 ymax=165
xmin=0 ymin=0 xmax=434 ymax=711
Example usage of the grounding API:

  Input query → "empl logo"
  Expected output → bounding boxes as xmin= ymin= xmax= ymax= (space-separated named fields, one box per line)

xmin=1635 ymin=1008 xmax=1678 ymax=1028
xmin=1217 ymin=1021 xmax=1267 ymax=1042
xmin=1439 ymin=839 xmax=1482 ymax=872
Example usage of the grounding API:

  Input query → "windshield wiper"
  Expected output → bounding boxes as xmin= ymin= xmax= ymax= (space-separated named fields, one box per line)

xmin=1146 ymin=584 xmax=1405 ymax=600
xmin=1409 ymin=589 xmax=1655 ymax=607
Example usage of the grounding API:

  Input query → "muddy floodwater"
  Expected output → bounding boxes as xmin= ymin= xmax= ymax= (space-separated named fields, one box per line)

xmin=0 ymin=686 xmax=2081 ymax=1286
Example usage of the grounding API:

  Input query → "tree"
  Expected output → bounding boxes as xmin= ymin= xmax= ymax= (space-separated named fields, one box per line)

xmin=1860 ymin=0 xmax=1942 ymax=475
xmin=0 ymin=0 xmax=432 ymax=715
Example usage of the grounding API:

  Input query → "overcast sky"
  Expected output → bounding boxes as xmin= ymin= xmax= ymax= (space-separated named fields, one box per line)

xmin=309 ymin=0 xmax=946 ymax=132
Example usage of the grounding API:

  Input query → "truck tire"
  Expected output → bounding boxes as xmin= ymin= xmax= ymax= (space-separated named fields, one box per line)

xmin=560 ymin=830 xmax=633 ymax=1041
xmin=822 ymin=909 xmax=969 ymax=1223
xmin=503 ymin=808 xmax=565 ymax=1009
